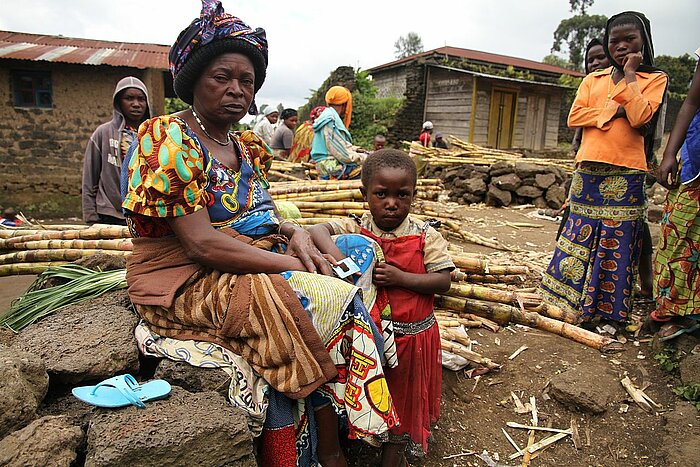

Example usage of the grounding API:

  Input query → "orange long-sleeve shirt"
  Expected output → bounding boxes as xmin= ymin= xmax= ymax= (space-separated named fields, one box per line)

xmin=568 ymin=66 xmax=667 ymax=171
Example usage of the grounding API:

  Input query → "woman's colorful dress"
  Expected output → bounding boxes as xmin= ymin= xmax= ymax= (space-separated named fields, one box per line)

xmin=122 ymin=116 xmax=398 ymax=466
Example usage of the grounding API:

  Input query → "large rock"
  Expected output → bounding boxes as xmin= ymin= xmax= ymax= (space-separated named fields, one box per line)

xmin=545 ymin=185 xmax=568 ymax=209
xmin=515 ymin=185 xmax=544 ymax=199
xmin=514 ymin=162 xmax=546 ymax=179
xmin=489 ymin=161 xmax=516 ymax=177
xmin=647 ymin=205 xmax=664 ymax=224
xmin=462 ymin=193 xmax=484 ymax=204
xmin=486 ymin=184 xmax=512 ymax=207
xmin=0 ymin=415 xmax=83 ymax=467
xmin=12 ymin=290 xmax=139 ymax=384
xmin=154 ymin=360 xmax=230 ymax=398
xmin=533 ymin=196 xmax=549 ymax=209
xmin=0 ymin=345 xmax=49 ymax=438
xmin=461 ymin=177 xmax=488 ymax=196
xmin=680 ymin=353 xmax=700 ymax=385
xmin=535 ymin=173 xmax=556 ymax=189
xmin=492 ymin=173 xmax=522 ymax=192
xmin=85 ymin=388 xmax=254 ymax=467
xmin=549 ymin=367 xmax=621 ymax=414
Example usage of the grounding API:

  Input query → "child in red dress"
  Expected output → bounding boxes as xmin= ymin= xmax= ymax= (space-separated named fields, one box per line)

xmin=310 ymin=149 xmax=454 ymax=465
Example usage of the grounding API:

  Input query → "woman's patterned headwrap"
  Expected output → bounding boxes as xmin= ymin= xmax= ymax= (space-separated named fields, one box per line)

xmin=169 ymin=0 xmax=268 ymax=111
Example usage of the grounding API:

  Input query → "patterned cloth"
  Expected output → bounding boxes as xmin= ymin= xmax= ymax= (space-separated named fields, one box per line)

xmin=122 ymin=116 xmax=276 ymax=238
xmin=310 ymin=108 xmax=365 ymax=180
xmin=540 ymin=162 xmax=647 ymax=322
xmin=654 ymin=180 xmax=700 ymax=317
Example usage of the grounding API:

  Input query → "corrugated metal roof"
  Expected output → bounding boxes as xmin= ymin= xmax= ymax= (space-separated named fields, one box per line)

xmin=369 ymin=46 xmax=584 ymax=78
xmin=0 ymin=30 xmax=169 ymax=69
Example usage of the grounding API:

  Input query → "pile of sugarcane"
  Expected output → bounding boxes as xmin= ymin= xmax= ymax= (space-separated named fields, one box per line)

xmin=406 ymin=136 xmax=574 ymax=173
xmin=0 ymin=224 xmax=132 ymax=276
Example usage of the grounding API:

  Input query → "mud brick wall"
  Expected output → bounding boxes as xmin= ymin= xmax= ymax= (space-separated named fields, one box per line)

xmin=0 ymin=60 xmax=165 ymax=217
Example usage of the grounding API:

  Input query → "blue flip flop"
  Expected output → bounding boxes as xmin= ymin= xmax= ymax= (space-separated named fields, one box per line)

xmin=72 ymin=374 xmax=171 ymax=409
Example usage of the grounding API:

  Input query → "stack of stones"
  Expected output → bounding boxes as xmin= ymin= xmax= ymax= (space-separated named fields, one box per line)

xmin=426 ymin=161 xmax=571 ymax=209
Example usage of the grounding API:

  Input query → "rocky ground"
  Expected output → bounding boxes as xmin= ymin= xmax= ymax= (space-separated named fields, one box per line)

xmin=0 ymin=205 xmax=698 ymax=467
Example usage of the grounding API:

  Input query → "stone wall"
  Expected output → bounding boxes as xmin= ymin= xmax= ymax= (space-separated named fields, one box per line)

xmin=0 ymin=60 xmax=165 ymax=218
xmin=426 ymin=161 xmax=570 ymax=209
xmin=385 ymin=61 xmax=427 ymax=145
xmin=297 ymin=66 xmax=356 ymax=121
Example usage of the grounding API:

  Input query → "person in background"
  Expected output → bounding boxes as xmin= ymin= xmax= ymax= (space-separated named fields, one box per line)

xmin=419 ymin=121 xmax=433 ymax=147
xmin=253 ymin=106 xmax=278 ymax=146
xmin=652 ymin=45 xmax=700 ymax=339
xmin=0 ymin=208 xmax=22 ymax=227
xmin=270 ymin=108 xmax=298 ymax=159
xmin=309 ymin=149 xmax=453 ymax=464
xmin=287 ymin=106 xmax=325 ymax=162
xmin=540 ymin=11 xmax=668 ymax=324
xmin=82 ymin=76 xmax=150 ymax=225
xmin=433 ymin=132 xmax=448 ymax=149
xmin=310 ymin=86 xmax=367 ymax=180
xmin=373 ymin=134 xmax=387 ymax=152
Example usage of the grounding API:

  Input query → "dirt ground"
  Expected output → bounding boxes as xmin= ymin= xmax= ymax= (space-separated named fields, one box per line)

xmin=1 ymin=205 xmax=698 ymax=467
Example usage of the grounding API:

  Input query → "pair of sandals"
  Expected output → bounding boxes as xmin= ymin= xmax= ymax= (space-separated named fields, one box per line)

xmin=72 ymin=374 xmax=171 ymax=408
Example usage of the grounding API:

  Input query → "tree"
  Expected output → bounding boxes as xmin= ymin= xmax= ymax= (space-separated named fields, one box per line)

xmin=350 ymin=70 xmax=403 ymax=149
xmin=551 ymin=0 xmax=606 ymax=71
xmin=394 ymin=32 xmax=424 ymax=59
xmin=655 ymin=54 xmax=696 ymax=96
xmin=542 ymin=54 xmax=573 ymax=69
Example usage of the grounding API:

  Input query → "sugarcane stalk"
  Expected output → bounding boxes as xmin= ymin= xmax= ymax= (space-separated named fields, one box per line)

xmin=1 ymin=227 xmax=130 ymax=247
xmin=446 ymin=283 xmax=541 ymax=308
xmin=438 ymin=296 xmax=623 ymax=353
xmin=440 ymin=338 xmax=500 ymax=370
xmin=5 ymin=239 xmax=134 ymax=251
xmin=0 ymin=262 xmax=69 ymax=277
xmin=268 ymin=170 xmax=305 ymax=181
xmin=0 ymin=249 xmax=130 ymax=265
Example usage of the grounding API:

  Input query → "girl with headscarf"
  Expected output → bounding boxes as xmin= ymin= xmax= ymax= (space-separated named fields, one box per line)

xmin=121 ymin=1 xmax=397 ymax=464
xmin=310 ymin=86 xmax=367 ymax=179
xmin=652 ymin=46 xmax=700 ymax=339
xmin=539 ymin=11 xmax=668 ymax=324
xmin=287 ymin=106 xmax=325 ymax=162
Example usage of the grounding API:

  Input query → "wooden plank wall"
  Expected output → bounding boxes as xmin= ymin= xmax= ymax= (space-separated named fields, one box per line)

xmin=544 ymin=93 xmax=561 ymax=149
xmin=424 ymin=67 xmax=472 ymax=141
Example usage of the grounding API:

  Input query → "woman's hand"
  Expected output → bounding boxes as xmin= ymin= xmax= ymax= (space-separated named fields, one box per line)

xmin=657 ymin=153 xmax=680 ymax=190
xmin=623 ymin=52 xmax=643 ymax=77
xmin=284 ymin=225 xmax=337 ymax=275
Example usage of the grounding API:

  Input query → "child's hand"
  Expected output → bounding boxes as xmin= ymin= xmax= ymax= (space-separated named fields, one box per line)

xmin=373 ymin=262 xmax=404 ymax=288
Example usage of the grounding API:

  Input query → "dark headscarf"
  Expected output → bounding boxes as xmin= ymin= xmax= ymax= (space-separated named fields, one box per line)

xmin=583 ymin=38 xmax=605 ymax=74
xmin=169 ymin=0 xmax=268 ymax=113
xmin=603 ymin=11 xmax=661 ymax=74
xmin=603 ymin=11 xmax=667 ymax=165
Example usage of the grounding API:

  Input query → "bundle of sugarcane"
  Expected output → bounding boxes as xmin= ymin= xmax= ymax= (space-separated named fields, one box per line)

xmin=269 ymin=178 xmax=444 ymax=202
xmin=0 ymin=225 xmax=133 ymax=276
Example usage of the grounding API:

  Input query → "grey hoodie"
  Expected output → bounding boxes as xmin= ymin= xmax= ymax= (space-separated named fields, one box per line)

xmin=82 ymin=77 xmax=150 ymax=223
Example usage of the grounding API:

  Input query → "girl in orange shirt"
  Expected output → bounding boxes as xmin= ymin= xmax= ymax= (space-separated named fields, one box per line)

xmin=540 ymin=11 xmax=667 ymax=323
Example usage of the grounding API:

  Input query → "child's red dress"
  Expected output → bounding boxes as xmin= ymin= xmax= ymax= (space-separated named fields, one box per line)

xmin=361 ymin=227 xmax=442 ymax=456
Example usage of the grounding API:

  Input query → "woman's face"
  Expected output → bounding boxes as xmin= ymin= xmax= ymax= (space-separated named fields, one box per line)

xmin=284 ymin=116 xmax=299 ymax=130
xmin=192 ymin=52 xmax=255 ymax=123
xmin=608 ymin=24 xmax=644 ymax=66
xmin=586 ymin=44 xmax=610 ymax=73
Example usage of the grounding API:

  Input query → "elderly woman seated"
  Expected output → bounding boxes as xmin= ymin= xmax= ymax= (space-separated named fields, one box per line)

xmin=121 ymin=1 xmax=397 ymax=465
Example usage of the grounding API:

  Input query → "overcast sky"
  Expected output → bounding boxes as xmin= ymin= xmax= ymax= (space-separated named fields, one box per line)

xmin=2 ymin=0 xmax=698 ymax=112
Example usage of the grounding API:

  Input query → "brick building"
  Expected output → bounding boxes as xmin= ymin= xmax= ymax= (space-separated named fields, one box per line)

xmin=368 ymin=46 xmax=584 ymax=151
xmin=0 ymin=30 xmax=171 ymax=217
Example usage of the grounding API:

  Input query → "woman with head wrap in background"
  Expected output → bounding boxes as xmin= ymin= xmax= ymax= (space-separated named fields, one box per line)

xmin=270 ymin=108 xmax=298 ymax=159
xmin=253 ymin=105 xmax=279 ymax=146
xmin=121 ymin=1 xmax=397 ymax=465
xmin=310 ymin=86 xmax=367 ymax=179
xmin=540 ymin=11 xmax=667 ymax=324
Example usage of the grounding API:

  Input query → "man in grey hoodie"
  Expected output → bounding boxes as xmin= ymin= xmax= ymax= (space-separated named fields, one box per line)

xmin=82 ymin=76 xmax=150 ymax=225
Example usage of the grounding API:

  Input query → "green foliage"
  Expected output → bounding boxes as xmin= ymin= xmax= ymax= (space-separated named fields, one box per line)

xmin=543 ymin=54 xmax=574 ymax=69
xmin=165 ymin=97 xmax=188 ymax=114
xmin=569 ymin=0 xmax=594 ymax=14
xmin=351 ymin=70 xmax=404 ymax=149
xmin=654 ymin=347 xmax=681 ymax=373
xmin=673 ymin=383 xmax=700 ymax=410
xmin=551 ymin=14 xmax=608 ymax=71
xmin=655 ymin=54 xmax=697 ymax=95
xmin=436 ymin=57 xmax=537 ymax=83
xmin=394 ymin=32 xmax=424 ymax=59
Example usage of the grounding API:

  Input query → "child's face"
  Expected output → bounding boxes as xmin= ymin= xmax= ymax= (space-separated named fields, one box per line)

xmin=586 ymin=45 xmax=609 ymax=73
xmin=608 ymin=24 xmax=643 ymax=65
xmin=361 ymin=167 xmax=416 ymax=231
